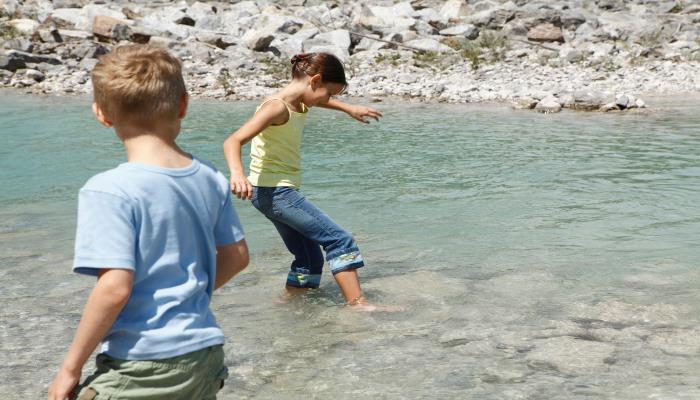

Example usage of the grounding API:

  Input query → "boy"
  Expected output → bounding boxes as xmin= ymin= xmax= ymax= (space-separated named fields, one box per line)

xmin=48 ymin=44 xmax=249 ymax=400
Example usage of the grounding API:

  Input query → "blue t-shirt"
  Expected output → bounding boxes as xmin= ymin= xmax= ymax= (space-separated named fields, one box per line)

xmin=73 ymin=156 xmax=244 ymax=360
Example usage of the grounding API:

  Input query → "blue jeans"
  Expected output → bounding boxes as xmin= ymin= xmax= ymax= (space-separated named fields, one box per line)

xmin=251 ymin=186 xmax=364 ymax=288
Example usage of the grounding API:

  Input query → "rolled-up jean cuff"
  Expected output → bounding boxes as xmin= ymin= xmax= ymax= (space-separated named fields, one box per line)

xmin=287 ymin=271 xmax=322 ymax=288
xmin=329 ymin=251 xmax=365 ymax=275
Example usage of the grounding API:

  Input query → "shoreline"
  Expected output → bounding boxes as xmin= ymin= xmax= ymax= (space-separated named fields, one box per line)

xmin=3 ymin=86 xmax=699 ymax=110
xmin=2 ymin=1 xmax=700 ymax=113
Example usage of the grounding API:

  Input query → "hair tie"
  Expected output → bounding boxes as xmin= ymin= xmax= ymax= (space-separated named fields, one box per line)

xmin=291 ymin=53 xmax=310 ymax=64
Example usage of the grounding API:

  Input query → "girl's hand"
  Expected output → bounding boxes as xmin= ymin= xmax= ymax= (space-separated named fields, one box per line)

xmin=48 ymin=367 xmax=80 ymax=400
xmin=231 ymin=174 xmax=253 ymax=200
xmin=348 ymin=105 xmax=382 ymax=124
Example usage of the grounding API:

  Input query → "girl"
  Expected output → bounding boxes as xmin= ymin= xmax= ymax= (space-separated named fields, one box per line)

xmin=223 ymin=52 xmax=381 ymax=310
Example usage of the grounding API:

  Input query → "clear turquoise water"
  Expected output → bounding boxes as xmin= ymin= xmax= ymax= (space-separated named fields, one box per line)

xmin=1 ymin=90 xmax=699 ymax=399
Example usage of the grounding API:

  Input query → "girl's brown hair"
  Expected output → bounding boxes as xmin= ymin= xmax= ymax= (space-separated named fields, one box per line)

xmin=291 ymin=52 xmax=347 ymax=88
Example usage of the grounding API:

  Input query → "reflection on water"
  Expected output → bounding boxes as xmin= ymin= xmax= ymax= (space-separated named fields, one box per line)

xmin=1 ymin=91 xmax=699 ymax=399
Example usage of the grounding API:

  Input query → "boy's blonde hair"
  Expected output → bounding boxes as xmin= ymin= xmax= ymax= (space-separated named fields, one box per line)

xmin=91 ymin=44 xmax=186 ymax=126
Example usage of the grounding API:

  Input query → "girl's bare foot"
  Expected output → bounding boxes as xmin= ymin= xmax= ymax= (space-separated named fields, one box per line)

xmin=346 ymin=295 xmax=405 ymax=312
xmin=275 ymin=285 xmax=310 ymax=304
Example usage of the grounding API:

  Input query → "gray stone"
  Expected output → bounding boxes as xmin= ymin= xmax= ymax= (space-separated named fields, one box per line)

xmin=194 ymin=15 xmax=223 ymax=32
xmin=615 ymin=94 xmax=633 ymax=109
xmin=79 ymin=57 xmax=98 ymax=71
xmin=511 ymin=97 xmax=537 ymax=109
xmin=0 ymin=54 xmax=26 ymax=72
xmin=369 ymin=6 xmax=416 ymax=30
xmin=439 ymin=24 xmax=479 ymax=40
xmin=24 ymin=68 xmax=44 ymax=82
xmin=5 ymin=50 xmax=61 ymax=65
xmin=527 ymin=23 xmax=564 ymax=43
xmin=440 ymin=0 xmax=468 ymax=20
xmin=303 ymin=29 xmax=351 ymax=59
xmin=571 ymin=91 xmax=605 ymax=111
xmin=8 ymin=19 xmax=39 ymax=35
xmin=148 ymin=36 xmax=178 ymax=49
xmin=92 ymin=15 xmax=132 ymax=41
xmin=78 ymin=5 xmax=127 ymax=31
xmin=271 ymin=27 xmax=318 ymax=56
xmin=187 ymin=1 xmax=216 ymax=22
xmin=398 ymin=73 xmax=417 ymax=84
xmin=57 ymin=29 xmax=91 ymax=41
xmin=51 ymin=8 xmax=83 ymax=28
xmin=562 ymin=10 xmax=587 ymax=29
xmin=1 ymin=0 xmax=20 ymax=17
xmin=469 ymin=9 xmax=515 ymax=29
xmin=600 ymin=102 xmax=621 ymax=112
xmin=131 ymin=26 xmax=158 ymax=44
xmin=2 ymin=37 xmax=34 ymax=52
xmin=403 ymin=38 xmax=452 ymax=53
xmin=535 ymin=96 xmax=562 ymax=113
xmin=242 ymin=29 xmax=275 ymax=51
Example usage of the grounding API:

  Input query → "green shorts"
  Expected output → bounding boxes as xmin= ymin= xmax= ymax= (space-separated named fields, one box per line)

xmin=74 ymin=345 xmax=228 ymax=400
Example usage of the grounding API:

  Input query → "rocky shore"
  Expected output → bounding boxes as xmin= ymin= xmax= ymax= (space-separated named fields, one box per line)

xmin=1 ymin=0 xmax=699 ymax=112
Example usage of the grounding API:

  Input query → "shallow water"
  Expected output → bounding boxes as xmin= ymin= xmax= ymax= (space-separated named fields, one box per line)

xmin=1 ymin=90 xmax=699 ymax=399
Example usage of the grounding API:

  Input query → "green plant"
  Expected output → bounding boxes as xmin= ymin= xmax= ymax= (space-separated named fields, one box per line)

xmin=0 ymin=24 xmax=21 ymax=40
xmin=375 ymin=52 xmax=401 ymax=66
xmin=258 ymin=55 xmax=289 ymax=83
xmin=459 ymin=42 xmax=481 ymax=69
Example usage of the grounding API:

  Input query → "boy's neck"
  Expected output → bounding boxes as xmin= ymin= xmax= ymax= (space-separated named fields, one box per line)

xmin=117 ymin=123 xmax=192 ymax=168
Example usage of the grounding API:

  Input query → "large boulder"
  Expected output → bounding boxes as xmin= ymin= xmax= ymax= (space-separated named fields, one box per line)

xmin=0 ymin=53 xmax=26 ymax=72
xmin=50 ymin=8 xmax=83 ymax=28
xmin=242 ymin=29 xmax=275 ymax=51
xmin=439 ymin=24 xmax=479 ymax=40
xmin=403 ymin=38 xmax=453 ymax=53
xmin=270 ymin=27 xmax=318 ymax=57
xmin=440 ymin=0 xmax=468 ymax=20
xmin=92 ymin=15 xmax=132 ymax=41
xmin=535 ymin=96 xmax=562 ymax=113
xmin=303 ymin=29 xmax=351 ymax=61
xmin=78 ymin=5 xmax=127 ymax=31
xmin=8 ymin=19 xmax=39 ymax=35
xmin=369 ymin=4 xmax=416 ymax=30
xmin=527 ymin=23 xmax=564 ymax=43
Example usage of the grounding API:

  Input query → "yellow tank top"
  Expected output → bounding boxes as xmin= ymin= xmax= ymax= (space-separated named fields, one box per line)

xmin=248 ymin=98 xmax=308 ymax=188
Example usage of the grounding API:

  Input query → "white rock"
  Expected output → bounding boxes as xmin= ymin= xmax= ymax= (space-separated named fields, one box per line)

xmin=8 ymin=19 xmax=39 ymax=35
xmin=439 ymin=24 xmax=479 ymax=39
xmin=535 ymin=96 xmax=562 ymax=113
xmin=404 ymin=38 xmax=452 ymax=53
xmin=303 ymin=29 xmax=351 ymax=60
xmin=78 ymin=5 xmax=127 ymax=31
xmin=600 ymin=102 xmax=621 ymax=112
xmin=51 ymin=8 xmax=83 ymax=28
xmin=440 ymin=0 xmax=469 ymax=20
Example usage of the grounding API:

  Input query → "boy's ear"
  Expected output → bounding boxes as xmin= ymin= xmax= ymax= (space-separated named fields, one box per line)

xmin=92 ymin=102 xmax=113 ymax=127
xmin=178 ymin=93 xmax=189 ymax=119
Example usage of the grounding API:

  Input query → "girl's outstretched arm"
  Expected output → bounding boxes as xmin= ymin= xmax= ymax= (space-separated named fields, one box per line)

xmin=320 ymin=99 xmax=383 ymax=124
xmin=223 ymin=100 xmax=289 ymax=200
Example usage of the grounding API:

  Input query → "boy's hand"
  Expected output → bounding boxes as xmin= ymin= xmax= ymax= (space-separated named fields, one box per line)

xmin=231 ymin=174 xmax=252 ymax=200
xmin=48 ymin=366 xmax=80 ymax=400
xmin=348 ymin=105 xmax=382 ymax=124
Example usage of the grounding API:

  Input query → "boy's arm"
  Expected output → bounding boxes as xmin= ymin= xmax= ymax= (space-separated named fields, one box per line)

xmin=319 ymin=99 xmax=383 ymax=124
xmin=215 ymin=239 xmax=249 ymax=290
xmin=48 ymin=269 xmax=133 ymax=400
xmin=223 ymin=101 xmax=289 ymax=201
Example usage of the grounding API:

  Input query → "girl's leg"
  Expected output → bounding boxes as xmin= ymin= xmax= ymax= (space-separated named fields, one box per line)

xmin=266 ymin=188 xmax=366 ymax=303
xmin=252 ymin=186 xmax=324 ymax=290
xmin=269 ymin=219 xmax=324 ymax=289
